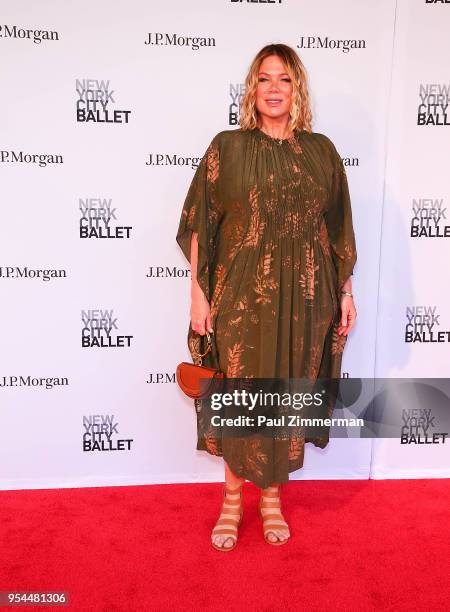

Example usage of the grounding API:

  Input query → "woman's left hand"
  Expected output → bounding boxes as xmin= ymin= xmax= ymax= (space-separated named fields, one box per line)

xmin=337 ymin=295 xmax=357 ymax=336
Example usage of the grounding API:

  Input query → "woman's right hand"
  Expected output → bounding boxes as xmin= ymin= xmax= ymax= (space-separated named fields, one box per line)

xmin=190 ymin=282 xmax=213 ymax=336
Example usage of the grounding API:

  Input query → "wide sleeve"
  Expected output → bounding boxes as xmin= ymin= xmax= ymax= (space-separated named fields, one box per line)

xmin=175 ymin=134 xmax=221 ymax=303
xmin=323 ymin=140 xmax=357 ymax=290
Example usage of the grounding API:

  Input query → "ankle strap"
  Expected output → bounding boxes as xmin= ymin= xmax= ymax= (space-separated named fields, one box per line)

xmin=261 ymin=485 xmax=281 ymax=497
xmin=224 ymin=483 xmax=243 ymax=495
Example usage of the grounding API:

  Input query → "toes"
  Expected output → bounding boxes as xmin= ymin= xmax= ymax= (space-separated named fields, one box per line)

xmin=267 ymin=529 xmax=289 ymax=543
xmin=275 ymin=529 xmax=289 ymax=541
xmin=212 ymin=535 xmax=235 ymax=549
xmin=212 ymin=535 xmax=224 ymax=546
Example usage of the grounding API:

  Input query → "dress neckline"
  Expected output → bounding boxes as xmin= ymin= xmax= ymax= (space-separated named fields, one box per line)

xmin=254 ymin=126 xmax=299 ymax=144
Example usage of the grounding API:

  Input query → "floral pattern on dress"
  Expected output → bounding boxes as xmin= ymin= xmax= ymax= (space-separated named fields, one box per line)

xmin=176 ymin=127 xmax=357 ymax=488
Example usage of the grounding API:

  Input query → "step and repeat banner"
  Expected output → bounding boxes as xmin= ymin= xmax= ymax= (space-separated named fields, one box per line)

xmin=0 ymin=0 xmax=448 ymax=490
xmin=371 ymin=0 xmax=450 ymax=478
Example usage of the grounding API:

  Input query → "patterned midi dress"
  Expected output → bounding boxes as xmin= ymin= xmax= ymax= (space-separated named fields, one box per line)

xmin=176 ymin=127 xmax=357 ymax=488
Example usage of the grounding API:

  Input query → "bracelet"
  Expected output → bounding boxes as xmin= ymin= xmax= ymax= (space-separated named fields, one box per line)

xmin=341 ymin=290 xmax=353 ymax=297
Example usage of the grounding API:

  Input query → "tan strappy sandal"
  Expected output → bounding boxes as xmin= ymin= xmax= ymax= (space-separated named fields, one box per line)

xmin=211 ymin=483 xmax=244 ymax=552
xmin=258 ymin=484 xmax=290 ymax=546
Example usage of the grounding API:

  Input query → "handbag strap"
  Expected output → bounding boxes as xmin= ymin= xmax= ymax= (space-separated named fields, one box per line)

xmin=192 ymin=331 xmax=211 ymax=365
xmin=193 ymin=330 xmax=221 ymax=413
xmin=192 ymin=330 xmax=220 ymax=370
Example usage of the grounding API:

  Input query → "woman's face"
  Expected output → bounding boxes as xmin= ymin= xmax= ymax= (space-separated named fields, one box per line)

xmin=255 ymin=54 xmax=293 ymax=123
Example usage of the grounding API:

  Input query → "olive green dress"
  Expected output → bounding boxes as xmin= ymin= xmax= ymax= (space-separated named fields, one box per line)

xmin=176 ymin=127 xmax=357 ymax=488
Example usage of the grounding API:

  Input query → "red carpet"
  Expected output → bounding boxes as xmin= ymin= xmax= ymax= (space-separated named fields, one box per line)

xmin=1 ymin=479 xmax=449 ymax=611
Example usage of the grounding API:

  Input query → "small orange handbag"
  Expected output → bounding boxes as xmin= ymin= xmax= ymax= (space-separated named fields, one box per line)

xmin=176 ymin=331 xmax=225 ymax=404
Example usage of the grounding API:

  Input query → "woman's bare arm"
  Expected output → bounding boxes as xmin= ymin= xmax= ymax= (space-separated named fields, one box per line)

xmin=338 ymin=275 xmax=357 ymax=336
xmin=341 ymin=276 xmax=352 ymax=294
xmin=190 ymin=232 xmax=213 ymax=335
xmin=190 ymin=231 xmax=200 ymax=293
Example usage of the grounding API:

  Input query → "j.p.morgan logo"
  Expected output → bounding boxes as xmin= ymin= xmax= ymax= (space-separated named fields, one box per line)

xmin=79 ymin=198 xmax=132 ymax=239
xmin=81 ymin=309 xmax=133 ymax=348
xmin=144 ymin=32 xmax=216 ymax=49
xmin=0 ymin=266 xmax=67 ymax=281
xmin=145 ymin=153 xmax=202 ymax=169
xmin=401 ymin=409 xmax=447 ymax=445
xmin=76 ymin=79 xmax=131 ymax=124
xmin=146 ymin=372 xmax=176 ymax=383
xmin=405 ymin=306 xmax=450 ymax=343
xmin=0 ymin=24 xmax=59 ymax=44
xmin=410 ymin=198 xmax=449 ymax=238
xmin=297 ymin=36 xmax=366 ymax=53
xmin=0 ymin=150 xmax=63 ymax=167
xmin=229 ymin=83 xmax=245 ymax=125
xmin=0 ymin=375 xmax=68 ymax=389
xmin=83 ymin=414 xmax=133 ymax=452
xmin=417 ymin=83 xmax=450 ymax=126
xmin=146 ymin=266 xmax=190 ymax=279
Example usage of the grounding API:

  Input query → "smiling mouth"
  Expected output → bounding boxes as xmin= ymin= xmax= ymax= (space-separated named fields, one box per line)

xmin=266 ymin=99 xmax=282 ymax=105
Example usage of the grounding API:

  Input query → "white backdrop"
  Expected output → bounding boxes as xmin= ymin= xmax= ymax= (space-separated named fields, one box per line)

xmin=0 ymin=0 xmax=448 ymax=490
xmin=371 ymin=0 xmax=450 ymax=478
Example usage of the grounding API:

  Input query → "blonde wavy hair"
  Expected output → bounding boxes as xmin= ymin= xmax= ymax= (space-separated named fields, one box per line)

xmin=239 ymin=43 xmax=313 ymax=133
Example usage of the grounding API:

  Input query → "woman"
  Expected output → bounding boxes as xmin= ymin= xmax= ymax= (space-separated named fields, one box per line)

xmin=176 ymin=43 xmax=357 ymax=551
